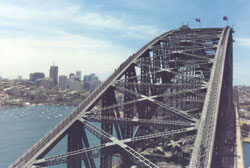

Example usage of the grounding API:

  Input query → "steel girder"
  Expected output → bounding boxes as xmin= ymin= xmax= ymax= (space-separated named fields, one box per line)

xmin=10 ymin=26 xmax=234 ymax=168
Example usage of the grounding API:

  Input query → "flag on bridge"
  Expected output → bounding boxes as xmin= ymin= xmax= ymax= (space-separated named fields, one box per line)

xmin=223 ymin=16 xmax=228 ymax=21
xmin=195 ymin=18 xmax=201 ymax=22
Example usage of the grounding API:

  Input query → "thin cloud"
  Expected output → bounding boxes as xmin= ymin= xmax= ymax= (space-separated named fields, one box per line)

xmin=234 ymin=62 xmax=250 ymax=85
xmin=75 ymin=12 xmax=161 ymax=39
xmin=235 ymin=38 xmax=250 ymax=48
xmin=0 ymin=1 xmax=162 ymax=79
xmin=0 ymin=30 xmax=132 ymax=80
xmin=0 ymin=1 xmax=161 ymax=40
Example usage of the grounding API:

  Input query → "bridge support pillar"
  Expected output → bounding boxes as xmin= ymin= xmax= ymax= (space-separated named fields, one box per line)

xmin=100 ymin=87 xmax=116 ymax=168
xmin=123 ymin=65 xmax=136 ymax=139
xmin=67 ymin=121 xmax=89 ymax=168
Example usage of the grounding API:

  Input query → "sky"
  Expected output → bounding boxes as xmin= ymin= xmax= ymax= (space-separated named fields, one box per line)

xmin=0 ymin=0 xmax=249 ymax=85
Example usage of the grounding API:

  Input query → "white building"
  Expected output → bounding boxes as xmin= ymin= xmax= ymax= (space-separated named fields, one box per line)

xmin=67 ymin=79 xmax=83 ymax=91
xmin=59 ymin=75 xmax=68 ymax=90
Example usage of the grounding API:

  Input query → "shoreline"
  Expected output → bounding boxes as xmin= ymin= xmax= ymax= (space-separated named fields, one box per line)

xmin=243 ymin=137 xmax=250 ymax=143
xmin=235 ymin=105 xmax=245 ymax=168
xmin=0 ymin=103 xmax=76 ymax=109
xmin=240 ymin=118 xmax=250 ymax=144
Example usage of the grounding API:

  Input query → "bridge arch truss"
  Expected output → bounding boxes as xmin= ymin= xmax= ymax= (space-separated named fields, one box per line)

xmin=10 ymin=26 xmax=234 ymax=168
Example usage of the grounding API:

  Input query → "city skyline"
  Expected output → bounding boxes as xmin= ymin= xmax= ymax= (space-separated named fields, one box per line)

xmin=0 ymin=0 xmax=249 ymax=84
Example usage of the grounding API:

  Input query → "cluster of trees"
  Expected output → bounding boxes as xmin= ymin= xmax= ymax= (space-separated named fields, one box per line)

xmin=241 ymin=124 xmax=250 ymax=138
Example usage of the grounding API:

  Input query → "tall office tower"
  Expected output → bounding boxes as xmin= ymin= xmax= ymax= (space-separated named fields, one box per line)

xmin=59 ymin=75 xmax=68 ymax=90
xmin=76 ymin=71 xmax=81 ymax=80
xmin=49 ymin=65 xmax=58 ymax=85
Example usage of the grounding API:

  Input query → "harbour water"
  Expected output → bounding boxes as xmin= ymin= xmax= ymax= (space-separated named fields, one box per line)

xmin=244 ymin=143 xmax=250 ymax=168
xmin=0 ymin=105 xmax=100 ymax=168
xmin=1 ymin=105 xmax=250 ymax=168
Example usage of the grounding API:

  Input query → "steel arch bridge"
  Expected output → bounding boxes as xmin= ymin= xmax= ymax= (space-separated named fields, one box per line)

xmin=10 ymin=26 xmax=235 ymax=168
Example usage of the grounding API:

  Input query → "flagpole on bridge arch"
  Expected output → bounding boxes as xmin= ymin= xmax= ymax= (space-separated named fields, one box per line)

xmin=195 ymin=17 xmax=201 ymax=28
xmin=223 ymin=16 xmax=228 ymax=26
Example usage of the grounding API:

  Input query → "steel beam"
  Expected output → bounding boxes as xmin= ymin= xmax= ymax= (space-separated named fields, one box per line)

xmin=84 ymin=115 xmax=195 ymax=127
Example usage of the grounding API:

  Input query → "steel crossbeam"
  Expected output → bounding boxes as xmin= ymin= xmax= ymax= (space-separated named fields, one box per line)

xmin=116 ymin=82 xmax=203 ymax=88
xmin=179 ymin=46 xmax=217 ymax=53
xmin=115 ymin=86 xmax=197 ymax=122
xmin=150 ymin=45 xmax=216 ymax=51
xmin=130 ymin=127 xmax=195 ymax=142
xmin=84 ymin=87 xmax=205 ymax=117
xmin=116 ymin=69 xmax=208 ymax=84
xmin=84 ymin=115 xmax=195 ymax=127
xmin=136 ymin=59 xmax=210 ymax=63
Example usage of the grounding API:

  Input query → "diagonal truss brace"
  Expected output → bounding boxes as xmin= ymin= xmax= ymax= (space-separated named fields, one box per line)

xmin=84 ymin=86 xmax=205 ymax=117
xmin=115 ymin=86 xmax=198 ymax=122
xmin=34 ymin=145 xmax=102 ymax=167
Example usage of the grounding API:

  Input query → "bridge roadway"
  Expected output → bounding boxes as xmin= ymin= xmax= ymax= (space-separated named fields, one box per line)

xmin=235 ymin=105 xmax=245 ymax=168
xmin=10 ymin=30 xmax=176 ymax=168
xmin=189 ymin=27 xmax=232 ymax=167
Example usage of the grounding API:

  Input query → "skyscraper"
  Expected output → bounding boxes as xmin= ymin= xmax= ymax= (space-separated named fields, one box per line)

xmin=49 ymin=65 xmax=58 ymax=85
xmin=76 ymin=71 xmax=81 ymax=81
xmin=59 ymin=75 xmax=68 ymax=90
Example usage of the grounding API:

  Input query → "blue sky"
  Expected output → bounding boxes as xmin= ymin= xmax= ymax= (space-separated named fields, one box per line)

xmin=0 ymin=0 xmax=249 ymax=85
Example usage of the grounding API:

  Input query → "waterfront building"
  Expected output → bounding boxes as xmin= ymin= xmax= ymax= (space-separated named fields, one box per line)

xmin=49 ymin=65 xmax=58 ymax=85
xmin=29 ymin=72 xmax=45 ymax=82
xmin=59 ymin=75 xmax=68 ymax=90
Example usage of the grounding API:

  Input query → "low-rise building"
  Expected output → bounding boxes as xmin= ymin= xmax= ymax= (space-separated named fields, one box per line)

xmin=36 ymin=78 xmax=54 ymax=89
xmin=30 ymin=72 xmax=45 ymax=82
